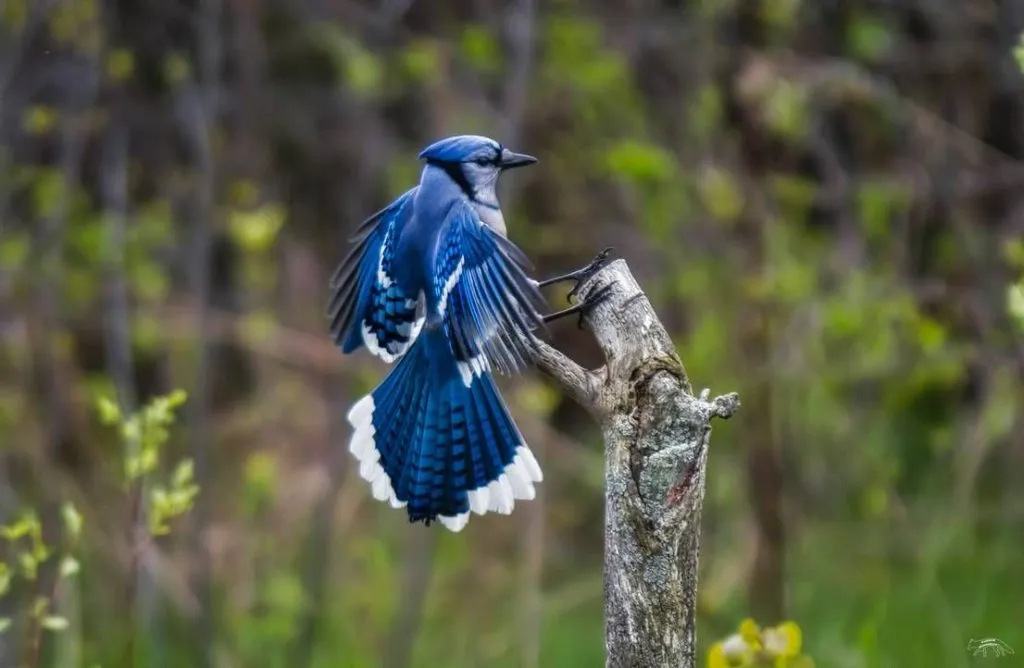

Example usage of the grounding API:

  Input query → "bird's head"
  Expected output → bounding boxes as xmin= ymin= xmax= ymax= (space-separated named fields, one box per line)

xmin=418 ymin=135 xmax=536 ymax=204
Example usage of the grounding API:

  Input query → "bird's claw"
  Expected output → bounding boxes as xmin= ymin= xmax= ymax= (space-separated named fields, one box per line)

xmin=565 ymin=247 xmax=616 ymax=303
xmin=542 ymin=281 xmax=616 ymax=328
xmin=574 ymin=282 xmax=615 ymax=329
xmin=537 ymin=247 xmax=617 ymax=299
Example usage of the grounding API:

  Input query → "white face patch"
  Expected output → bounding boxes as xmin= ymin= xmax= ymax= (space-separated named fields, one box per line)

xmin=460 ymin=161 xmax=501 ymax=193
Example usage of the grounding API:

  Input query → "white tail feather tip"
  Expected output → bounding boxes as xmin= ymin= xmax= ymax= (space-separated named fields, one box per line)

xmin=517 ymin=446 xmax=543 ymax=482
xmin=440 ymin=513 xmax=470 ymax=532
xmin=468 ymin=487 xmax=490 ymax=515
xmin=347 ymin=395 xmax=375 ymax=426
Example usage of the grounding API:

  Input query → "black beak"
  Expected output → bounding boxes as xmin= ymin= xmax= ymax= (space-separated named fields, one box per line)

xmin=500 ymin=148 xmax=537 ymax=170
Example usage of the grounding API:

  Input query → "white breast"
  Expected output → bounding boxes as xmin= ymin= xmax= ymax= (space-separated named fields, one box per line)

xmin=474 ymin=203 xmax=507 ymax=237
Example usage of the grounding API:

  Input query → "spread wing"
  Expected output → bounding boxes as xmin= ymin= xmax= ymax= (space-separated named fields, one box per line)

xmin=432 ymin=201 xmax=547 ymax=381
xmin=327 ymin=188 xmax=422 ymax=361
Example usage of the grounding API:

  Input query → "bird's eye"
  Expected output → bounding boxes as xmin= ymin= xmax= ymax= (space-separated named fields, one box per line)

xmin=474 ymin=157 xmax=490 ymax=166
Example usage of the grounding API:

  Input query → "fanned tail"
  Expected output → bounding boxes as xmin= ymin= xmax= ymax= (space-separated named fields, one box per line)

xmin=346 ymin=327 xmax=543 ymax=531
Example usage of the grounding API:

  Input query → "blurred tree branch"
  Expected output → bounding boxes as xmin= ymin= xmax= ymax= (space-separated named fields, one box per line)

xmin=182 ymin=0 xmax=223 ymax=662
xmin=532 ymin=260 xmax=740 ymax=668
xmin=497 ymin=2 xmax=546 ymax=665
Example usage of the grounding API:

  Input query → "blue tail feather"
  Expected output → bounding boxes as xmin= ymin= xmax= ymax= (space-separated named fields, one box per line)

xmin=346 ymin=327 xmax=543 ymax=531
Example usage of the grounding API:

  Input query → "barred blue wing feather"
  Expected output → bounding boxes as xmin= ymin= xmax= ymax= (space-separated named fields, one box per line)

xmin=327 ymin=188 xmax=422 ymax=361
xmin=433 ymin=201 xmax=547 ymax=382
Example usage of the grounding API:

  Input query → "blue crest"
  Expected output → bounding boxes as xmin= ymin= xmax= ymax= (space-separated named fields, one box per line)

xmin=418 ymin=135 xmax=501 ymax=164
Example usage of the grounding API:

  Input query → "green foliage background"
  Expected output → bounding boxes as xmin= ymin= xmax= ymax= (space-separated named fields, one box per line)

xmin=0 ymin=1 xmax=1022 ymax=666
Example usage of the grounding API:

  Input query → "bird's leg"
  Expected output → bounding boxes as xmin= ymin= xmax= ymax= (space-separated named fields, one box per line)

xmin=542 ymin=283 xmax=615 ymax=329
xmin=537 ymin=247 xmax=616 ymax=302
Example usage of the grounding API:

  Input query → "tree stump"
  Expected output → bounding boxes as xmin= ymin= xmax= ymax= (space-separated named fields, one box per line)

xmin=533 ymin=259 xmax=740 ymax=668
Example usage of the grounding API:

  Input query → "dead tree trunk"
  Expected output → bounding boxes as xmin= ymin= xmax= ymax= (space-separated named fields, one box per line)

xmin=533 ymin=259 xmax=739 ymax=668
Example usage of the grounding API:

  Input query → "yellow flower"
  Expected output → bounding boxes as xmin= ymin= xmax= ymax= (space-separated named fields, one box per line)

xmin=763 ymin=621 xmax=802 ymax=658
xmin=738 ymin=618 xmax=763 ymax=651
xmin=708 ymin=642 xmax=729 ymax=668
xmin=715 ymin=633 xmax=758 ymax=665
xmin=709 ymin=618 xmax=811 ymax=667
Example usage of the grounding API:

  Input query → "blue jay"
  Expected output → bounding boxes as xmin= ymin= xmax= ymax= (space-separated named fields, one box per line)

xmin=328 ymin=135 xmax=611 ymax=531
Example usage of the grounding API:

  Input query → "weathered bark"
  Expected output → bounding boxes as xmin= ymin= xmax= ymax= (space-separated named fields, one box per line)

xmin=533 ymin=259 xmax=739 ymax=668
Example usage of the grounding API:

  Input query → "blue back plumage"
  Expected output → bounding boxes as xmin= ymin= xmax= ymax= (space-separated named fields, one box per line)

xmin=330 ymin=134 xmax=545 ymax=531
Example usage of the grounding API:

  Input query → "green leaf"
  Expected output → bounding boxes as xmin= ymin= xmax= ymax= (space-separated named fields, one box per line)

xmin=347 ymin=50 xmax=382 ymax=94
xmin=1 ymin=0 xmax=27 ymax=30
xmin=460 ymin=26 xmax=501 ymax=73
xmin=129 ymin=259 xmax=169 ymax=301
xmin=1008 ymin=281 xmax=1024 ymax=328
xmin=95 ymin=396 xmax=121 ymax=425
xmin=121 ymin=417 xmax=141 ymax=445
xmin=48 ymin=0 xmax=100 ymax=48
xmin=0 ymin=564 xmax=10 ymax=596
xmin=168 ymin=486 xmax=198 ymax=514
xmin=762 ymin=0 xmax=801 ymax=32
xmin=308 ymin=24 xmax=381 ymax=95
xmin=245 ymin=452 xmax=276 ymax=490
xmin=1 ymin=511 xmax=37 ymax=540
xmin=1004 ymin=238 xmax=1024 ymax=267
xmin=151 ymin=486 xmax=169 ymax=512
xmin=62 ymin=502 xmax=83 ymax=539
xmin=22 ymin=105 xmax=57 ymax=135
xmin=264 ymin=572 xmax=308 ymax=614
xmin=32 ymin=596 xmax=48 ymax=617
xmin=848 ymin=15 xmax=893 ymax=62
xmin=105 ymin=48 xmax=135 ymax=82
xmin=163 ymin=52 xmax=191 ymax=85
xmin=19 ymin=552 xmax=38 ymax=580
xmin=172 ymin=458 xmax=195 ymax=489
xmin=41 ymin=615 xmax=69 ymax=631
xmin=0 ymin=525 xmax=20 ymax=541
xmin=689 ymin=85 xmax=723 ymax=137
xmin=603 ymin=140 xmax=677 ymax=185
xmin=30 ymin=168 xmax=66 ymax=218
xmin=166 ymin=389 xmax=188 ymax=409
xmin=763 ymin=79 xmax=808 ymax=140
xmin=399 ymin=40 xmax=441 ymax=83
xmin=856 ymin=180 xmax=910 ymax=241
xmin=0 ymin=618 xmax=9 ymax=634
xmin=228 ymin=204 xmax=287 ymax=253
xmin=31 ymin=540 xmax=49 ymax=563
xmin=698 ymin=168 xmax=744 ymax=222
xmin=60 ymin=556 xmax=80 ymax=578
xmin=0 ymin=233 xmax=30 ymax=270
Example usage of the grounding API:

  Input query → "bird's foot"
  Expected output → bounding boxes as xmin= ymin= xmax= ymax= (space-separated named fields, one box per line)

xmin=537 ymin=247 xmax=616 ymax=302
xmin=542 ymin=283 xmax=615 ymax=329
